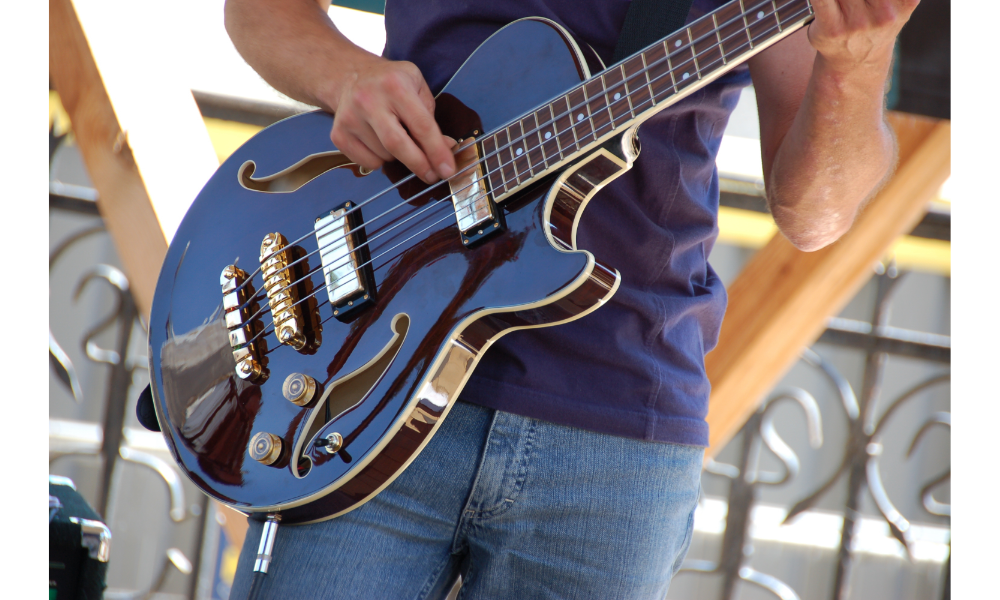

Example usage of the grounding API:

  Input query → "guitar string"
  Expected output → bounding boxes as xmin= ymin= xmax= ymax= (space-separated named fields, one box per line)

xmin=235 ymin=0 xmax=800 ymax=325
xmin=234 ymin=0 xmax=798 ymax=304
xmin=228 ymin=0 xmax=801 ymax=299
xmin=242 ymin=0 xmax=805 ymax=338
xmin=243 ymin=2 xmax=807 ymax=346
xmin=242 ymin=5 xmax=809 ymax=350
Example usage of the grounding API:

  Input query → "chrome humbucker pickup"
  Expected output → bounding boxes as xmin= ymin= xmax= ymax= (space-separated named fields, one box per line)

xmin=451 ymin=137 xmax=505 ymax=247
xmin=314 ymin=202 xmax=376 ymax=321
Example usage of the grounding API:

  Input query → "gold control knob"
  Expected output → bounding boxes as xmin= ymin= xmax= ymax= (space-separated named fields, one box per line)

xmin=249 ymin=432 xmax=282 ymax=465
xmin=282 ymin=373 xmax=317 ymax=406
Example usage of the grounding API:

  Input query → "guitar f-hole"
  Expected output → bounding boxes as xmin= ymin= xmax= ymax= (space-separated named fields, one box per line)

xmin=290 ymin=313 xmax=410 ymax=479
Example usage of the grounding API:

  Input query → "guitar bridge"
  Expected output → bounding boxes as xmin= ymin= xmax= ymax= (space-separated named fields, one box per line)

xmin=220 ymin=265 xmax=268 ymax=382
xmin=315 ymin=201 xmax=376 ymax=321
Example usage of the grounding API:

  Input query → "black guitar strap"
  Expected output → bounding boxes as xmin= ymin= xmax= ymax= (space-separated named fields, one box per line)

xmin=612 ymin=0 xmax=697 ymax=63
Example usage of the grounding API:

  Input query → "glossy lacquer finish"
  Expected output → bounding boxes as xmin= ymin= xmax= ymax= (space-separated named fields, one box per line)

xmin=148 ymin=18 xmax=628 ymax=523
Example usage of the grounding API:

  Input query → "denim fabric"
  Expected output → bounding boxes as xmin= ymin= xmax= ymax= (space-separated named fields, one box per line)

xmin=231 ymin=402 xmax=703 ymax=599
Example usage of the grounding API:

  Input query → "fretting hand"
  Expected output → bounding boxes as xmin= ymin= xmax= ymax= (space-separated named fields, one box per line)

xmin=807 ymin=0 xmax=920 ymax=73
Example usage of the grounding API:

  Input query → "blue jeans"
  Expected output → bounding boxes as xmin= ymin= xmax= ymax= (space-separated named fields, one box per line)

xmin=231 ymin=401 xmax=703 ymax=599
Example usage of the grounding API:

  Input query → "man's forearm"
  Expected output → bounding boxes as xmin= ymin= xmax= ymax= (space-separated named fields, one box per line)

xmin=224 ymin=0 xmax=374 ymax=111
xmin=224 ymin=0 xmax=456 ymax=182
xmin=766 ymin=51 xmax=895 ymax=251
xmin=750 ymin=0 xmax=919 ymax=252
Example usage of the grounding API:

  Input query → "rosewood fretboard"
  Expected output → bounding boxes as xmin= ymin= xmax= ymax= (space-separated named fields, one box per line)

xmin=478 ymin=0 xmax=815 ymax=200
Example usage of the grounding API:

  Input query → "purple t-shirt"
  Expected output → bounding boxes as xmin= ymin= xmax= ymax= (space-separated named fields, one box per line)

xmin=383 ymin=0 xmax=752 ymax=447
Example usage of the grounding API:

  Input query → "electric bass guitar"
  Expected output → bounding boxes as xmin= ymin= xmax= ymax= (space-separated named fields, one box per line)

xmin=148 ymin=0 xmax=814 ymax=524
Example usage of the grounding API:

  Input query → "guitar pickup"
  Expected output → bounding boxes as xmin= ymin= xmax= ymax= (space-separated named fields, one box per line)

xmin=314 ymin=201 xmax=376 ymax=322
xmin=260 ymin=232 xmax=312 ymax=351
xmin=220 ymin=265 xmax=268 ymax=382
xmin=450 ymin=136 xmax=505 ymax=247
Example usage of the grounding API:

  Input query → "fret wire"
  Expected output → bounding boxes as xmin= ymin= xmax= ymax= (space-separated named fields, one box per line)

xmin=687 ymin=27 xmax=702 ymax=79
xmin=582 ymin=85 xmax=599 ymax=140
xmin=472 ymin=2 xmax=816 ymax=210
xmin=500 ymin=127 xmax=512 ymax=186
xmin=532 ymin=110 xmax=558 ymax=169
xmin=520 ymin=119 xmax=539 ymax=177
xmin=600 ymin=74 xmax=616 ymax=130
xmin=771 ymin=0 xmax=783 ymax=31
xmin=565 ymin=96 xmax=581 ymax=151
xmin=486 ymin=135 xmax=505 ymax=195
xmin=495 ymin=132 xmax=510 ymax=193
xmin=549 ymin=103 xmax=565 ymax=161
xmin=621 ymin=64 xmax=637 ymax=118
xmin=533 ymin=112 xmax=548 ymax=173
xmin=505 ymin=124 xmax=521 ymax=184
xmin=739 ymin=0 xmax=754 ymax=48
xmin=574 ymin=1 xmax=790 ymax=143
xmin=279 ymin=0 xmax=813 ymax=229
xmin=538 ymin=0 xmax=804 ymax=147
xmin=532 ymin=111 xmax=550 ymax=169
xmin=518 ymin=118 xmax=538 ymax=175
xmin=747 ymin=0 xmax=781 ymax=48
xmin=515 ymin=119 xmax=530 ymax=177
xmin=640 ymin=53 xmax=658 ymax=106
xmin=663 ymin=41 xmax=680 ymax=93
xmin=484 ymin=0 xmax=813 ymax=193
xmin=712 ymin=13 xmax=727 ymax=64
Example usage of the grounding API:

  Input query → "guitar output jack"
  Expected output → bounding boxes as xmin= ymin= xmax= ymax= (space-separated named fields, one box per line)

xmin=315 ymin=432 xmax=343 ymax=455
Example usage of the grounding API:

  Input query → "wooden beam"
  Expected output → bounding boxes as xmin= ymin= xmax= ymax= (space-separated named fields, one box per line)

xmin=49 ymin=0 xmax=219 ymax=317
xmin=705 ymin=113 xmax=951 ymax=458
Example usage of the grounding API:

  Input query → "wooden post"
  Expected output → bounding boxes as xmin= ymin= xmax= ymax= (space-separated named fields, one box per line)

xmin=49 ymin=0 xmax=219 ymax=317
xmin=705 ymin=113 xmax=950 ymax=458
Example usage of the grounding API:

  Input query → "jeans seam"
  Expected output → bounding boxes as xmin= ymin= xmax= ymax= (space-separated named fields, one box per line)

xmin=452 ymin=409 xmax=501 ymax=553
xmin=471 ymin=419 xmax=536 ymax=520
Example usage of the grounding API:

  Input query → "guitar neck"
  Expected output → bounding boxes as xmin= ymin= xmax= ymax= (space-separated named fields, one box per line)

xmin=480 ymin=0 xmax=815 ymax=203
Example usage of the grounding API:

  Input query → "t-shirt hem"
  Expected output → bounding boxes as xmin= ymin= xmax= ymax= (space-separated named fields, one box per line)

xmin=459 ymin=376 xmax=709 ymax=447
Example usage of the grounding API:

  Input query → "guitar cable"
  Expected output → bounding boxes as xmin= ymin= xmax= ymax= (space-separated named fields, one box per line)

xmin=247 ymin=513 xmax=281 ymax=600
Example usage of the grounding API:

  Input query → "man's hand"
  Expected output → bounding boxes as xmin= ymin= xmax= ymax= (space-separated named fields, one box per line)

xmin=224 ymin=0 xmax=455 ymax=184
xmin=808 ymin=0 xmax=920 ymax=73
xmin=326 ymin=56 xmax=456 ymax=184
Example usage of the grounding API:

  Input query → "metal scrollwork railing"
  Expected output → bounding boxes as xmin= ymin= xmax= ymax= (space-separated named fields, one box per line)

xmin=49 ymin=124 xmax=203 ymax=599
xmin=677 ymin=263 xmax=950 ymax=600
xmin=682 ymin=380 xmax=825 ymax=600
xmin=783 ymin=267 xmax=950 ymax=600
